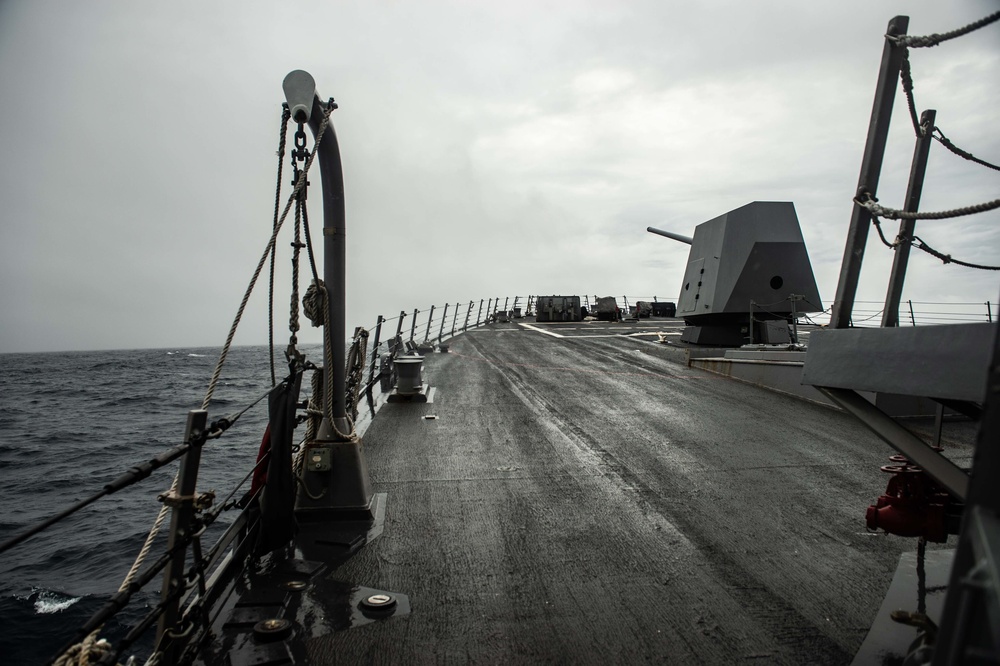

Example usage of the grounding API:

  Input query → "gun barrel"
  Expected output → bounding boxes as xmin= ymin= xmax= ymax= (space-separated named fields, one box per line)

xmin=646 ymin=226 xmax=693 ymax=245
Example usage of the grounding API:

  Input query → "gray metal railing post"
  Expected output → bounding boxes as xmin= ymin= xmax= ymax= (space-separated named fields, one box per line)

xmin=503 ymin=297 xmax=509 ymax=313
xmin=988 ymin=302 xmax=993 ymax=323
xmin=367 ymin=315 xmax=384 ymax=392
xmin=789 ymin=294 xmax=801 ymax=344
xmin=829 ymin=16 xmax=910 ymax=328
xmin=438 ymin=303 xmax=449 ymax=341
xmin=486 ymin=298 xmax=493 ymax=322
xmin=424 ymin=305 xmax=435 ymax=341
xmin=394 ymin=310 xmax=406 ymax=339
xmin=908 ymin=300 xmax=916 ymax=326
xmin=463 ymin=301 xmax=473 ymax=331
xmin=451 ymin=303 xmax=459 ymax=336
xmin=393 ymin=310 xmax=406 ymax=355
xmin=882 ymin=108 xmax=936 ymax=327
xmin=157 ymin=409 xmax=208 ymax=662
xmin=409 ymin=308 xmax=419 ymax=341
xmin=476 ymin=299 xmax=484 ymax=326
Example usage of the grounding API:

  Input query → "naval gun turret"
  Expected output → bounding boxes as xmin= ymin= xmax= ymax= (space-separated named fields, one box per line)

xmin=649 ymin=201 xmax=823 ymax=346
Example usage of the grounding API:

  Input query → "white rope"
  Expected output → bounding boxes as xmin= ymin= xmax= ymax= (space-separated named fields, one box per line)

xmin=51 ymin=634 xmax=113 ymax=666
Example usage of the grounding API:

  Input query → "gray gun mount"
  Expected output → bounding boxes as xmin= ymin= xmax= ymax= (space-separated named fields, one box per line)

xmin=651 ymin=201 xmax=823 ymax=345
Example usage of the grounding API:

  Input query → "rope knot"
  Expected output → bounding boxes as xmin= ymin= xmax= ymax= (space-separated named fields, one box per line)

xmin=303 ymin=280 xmax=327 ymax=328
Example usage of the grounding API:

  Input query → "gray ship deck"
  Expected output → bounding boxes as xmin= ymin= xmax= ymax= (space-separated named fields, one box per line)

xmin=220 ymin=318 xmax=975 ymax=664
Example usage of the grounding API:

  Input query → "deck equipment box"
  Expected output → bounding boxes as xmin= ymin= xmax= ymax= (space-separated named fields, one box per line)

xmin=536 ymin=296 xmax=583 ymax=322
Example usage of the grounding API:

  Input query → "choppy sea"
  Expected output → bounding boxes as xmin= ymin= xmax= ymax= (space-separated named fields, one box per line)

xmin=0 ymin=344 xmax=321 ymax=665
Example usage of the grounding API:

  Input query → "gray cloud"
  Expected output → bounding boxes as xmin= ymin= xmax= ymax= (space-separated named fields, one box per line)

xmin=1 ymin=0 xmax=997 ymax=352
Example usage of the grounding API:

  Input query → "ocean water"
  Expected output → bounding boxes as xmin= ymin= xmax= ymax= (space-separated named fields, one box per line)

xmin=0 ymin=344 xmax=319 ymax=665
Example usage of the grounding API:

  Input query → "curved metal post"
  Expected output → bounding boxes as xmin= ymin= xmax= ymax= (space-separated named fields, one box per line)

xmin=283 ymin=70 xmax=350 ymax=434
xmin=284 ymin=70 xmax=372 ymax=515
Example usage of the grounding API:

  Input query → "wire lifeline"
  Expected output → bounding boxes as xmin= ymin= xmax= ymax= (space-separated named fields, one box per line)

xmin=890 ymin=15 xmax=1000 ymax=164
xmin=909 ymin=235 xmax=1000 ymax=271
xmin=899 ymin=53 xmax=999 ymax=169
xmin=867 ymin=205 xmax=1000 ymax=271
xmin=887 ymin=11 xmax=1000 ymax=48
xmin=855 ymin=195 xmax=1000 ymax=221
xmin=932 ymin=127 xmax=1000 ymax=173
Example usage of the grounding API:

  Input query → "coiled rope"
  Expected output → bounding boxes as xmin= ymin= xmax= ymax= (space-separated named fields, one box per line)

xmin=302 ymin=281 xmax=358 ymax=441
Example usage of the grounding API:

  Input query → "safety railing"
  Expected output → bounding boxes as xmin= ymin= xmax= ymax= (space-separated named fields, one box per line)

xmin=354 ymin=296 xmax=525 ymax=419
xmin=800 ymin=299 xmax=997 ymax=328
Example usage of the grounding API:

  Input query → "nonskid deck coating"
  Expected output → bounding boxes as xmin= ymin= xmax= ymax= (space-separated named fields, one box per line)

xmin=278 ymin=321 xmax=969 ymax=663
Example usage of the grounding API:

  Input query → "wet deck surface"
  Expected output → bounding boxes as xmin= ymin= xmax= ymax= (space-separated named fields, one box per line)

xmin=294 ymin=318 xmax=969 ymax=663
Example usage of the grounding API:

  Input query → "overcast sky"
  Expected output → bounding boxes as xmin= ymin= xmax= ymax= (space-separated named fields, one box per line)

xmin=1 ymin=1 xmax=997 ymax=353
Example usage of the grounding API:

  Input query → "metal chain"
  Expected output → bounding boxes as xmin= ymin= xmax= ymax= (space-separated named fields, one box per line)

xmin=289 ymin=175 xmax=304 ymax=346
xmin=289 ymin=200 xmax=302 ymax=343
xmin=287 ymin=124 xmax=311 ymax=360
xmin=888 ymin=11 xmax=1000 ymax=48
